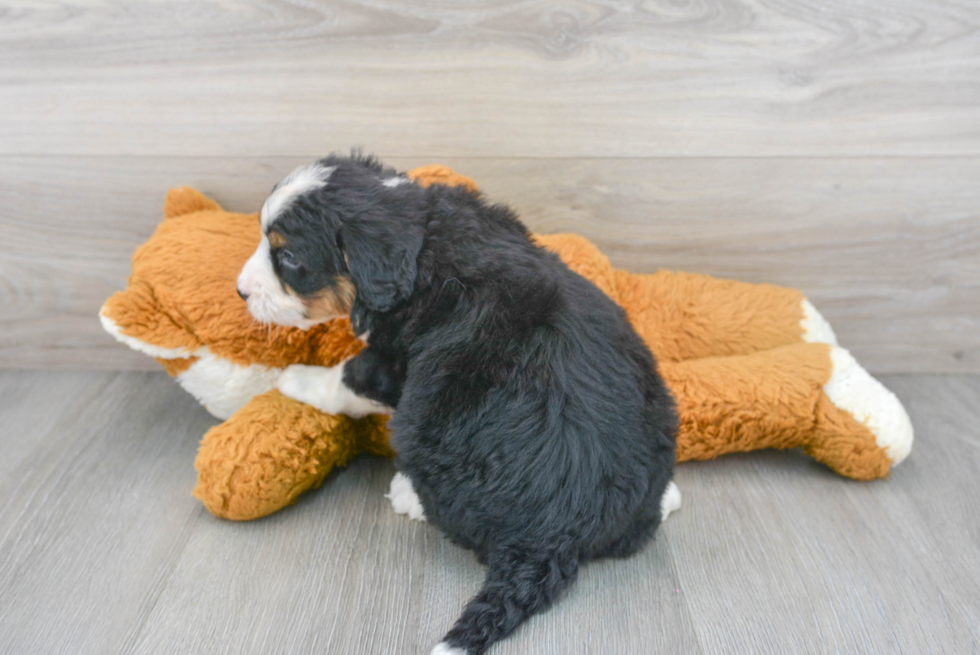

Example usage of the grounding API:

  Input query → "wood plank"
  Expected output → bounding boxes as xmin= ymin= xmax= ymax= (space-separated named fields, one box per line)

xmin=666 ymin=374 xmax=980 ymax=654
xmin=2 ymin=156 xmax=977 ymax=373
xmin=0 ymin=371 xmax=217 ymax=655
xmin=0 ymin=1 xmax=978 ymax=157
xmin=417 ymin=532 xmax=704 ymax=655
xmin=127 ymin=458 xmax=435 ymax=655
xmin=1 ymin=371 xmax=978 ymax=653
xmin=864 ymin=376 xmax=980 ymax=634
xmin=0 ymin=370 xmax=115 ymax=482
xmin=129 ymin=459 xmax=703 ymax=655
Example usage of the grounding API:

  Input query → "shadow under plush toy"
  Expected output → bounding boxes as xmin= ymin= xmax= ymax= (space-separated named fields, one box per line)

xmin=100 ymin=165 xmax=913 ymax=521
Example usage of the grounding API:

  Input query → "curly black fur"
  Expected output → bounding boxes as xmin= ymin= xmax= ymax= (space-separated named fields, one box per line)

xmin=265 ymin=152 xmax=677 ymax=655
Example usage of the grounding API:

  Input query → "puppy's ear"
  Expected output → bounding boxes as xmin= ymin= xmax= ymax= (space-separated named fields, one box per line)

xmin=340 ymin=217 xmax=423 ymax=314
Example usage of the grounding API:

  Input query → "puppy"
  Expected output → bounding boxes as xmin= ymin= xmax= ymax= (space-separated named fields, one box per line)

xmin=238 ymin=153 xmax=679 ymax=655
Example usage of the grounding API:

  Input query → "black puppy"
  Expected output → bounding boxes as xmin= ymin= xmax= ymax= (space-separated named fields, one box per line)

xmin=237 ymin=153 xmax=680 ymax=655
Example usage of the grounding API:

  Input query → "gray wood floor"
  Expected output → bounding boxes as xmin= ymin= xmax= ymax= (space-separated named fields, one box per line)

xmin=1 ymin=370 xmax=977 ymax=655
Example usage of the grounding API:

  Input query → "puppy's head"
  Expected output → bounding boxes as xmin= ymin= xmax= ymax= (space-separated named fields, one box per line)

xmin=237 ymin=154 xmax=424 ymax=329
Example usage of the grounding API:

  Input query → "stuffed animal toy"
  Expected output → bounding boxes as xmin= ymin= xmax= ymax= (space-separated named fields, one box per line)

xmin=100 ymin=165 xmax=913 ymax=521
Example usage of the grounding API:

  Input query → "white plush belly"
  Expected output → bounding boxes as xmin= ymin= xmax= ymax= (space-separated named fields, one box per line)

xmin=176 ymin=351 xmax=282 ymax=419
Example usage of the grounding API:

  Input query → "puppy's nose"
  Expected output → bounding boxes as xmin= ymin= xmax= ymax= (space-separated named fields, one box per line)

xmin=237 ymin=287 xmax=249 ymax=301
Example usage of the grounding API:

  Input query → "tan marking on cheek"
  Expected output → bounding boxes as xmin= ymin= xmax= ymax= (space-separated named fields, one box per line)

xmin=334 ymin=275 xmax=355 ymax=309
xmin=302 ymin=275 xmax=356 ymax=320
xmin=268 ymin=231 xmax=287 ymax=249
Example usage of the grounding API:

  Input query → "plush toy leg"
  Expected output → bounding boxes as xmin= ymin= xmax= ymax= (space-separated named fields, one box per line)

xmin=661 ymin=342 xmax=912 ymax=480
xmin=193 ymin=390 xmax=393 ymax=521
xmin=534 ymin=233 xmax=836 ymax=362
xmin=614 ymin=268 xmax=837 ymax=362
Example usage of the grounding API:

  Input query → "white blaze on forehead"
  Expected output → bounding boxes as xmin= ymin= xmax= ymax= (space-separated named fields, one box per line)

xmin=260 ymin=163 xmax=336 ymax=230
xmin=382 ymin=176 xmax=408 ymax=188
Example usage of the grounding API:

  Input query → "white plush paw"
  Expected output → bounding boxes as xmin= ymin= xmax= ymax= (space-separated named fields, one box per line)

xmin=431 ymin=643 xmax=467 ymax=655
xmin=276 ymin=364 xmax=344 ymax=414
xmin=385 ymin=472 xmax=426 ymax=521
xmin=800 ymin=299 xmax=839 ymax=345
xmin=824 ymin=346 xmax=914 ymax=465
xmin=660 ymin=480 xmax=682 ymax=522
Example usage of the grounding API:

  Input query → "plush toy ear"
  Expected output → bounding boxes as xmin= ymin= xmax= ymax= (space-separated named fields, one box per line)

xmin=163 ymin=187 xmax=222 ymax=219
xmin=407 ymin=165 xmax=480 ymax=193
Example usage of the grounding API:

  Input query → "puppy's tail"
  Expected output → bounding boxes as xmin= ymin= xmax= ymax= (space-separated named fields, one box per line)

xmin=432 ymin=539 xmax=579 ymax=655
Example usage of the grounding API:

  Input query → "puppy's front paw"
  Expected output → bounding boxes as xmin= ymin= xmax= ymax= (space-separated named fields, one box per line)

xmin=277 ymin=364 xmax=344 ymax=414
xmin=385 ymin=472 xmax=426 ymax=521
xmin=660 ymin=480 xmax=682 ymax=522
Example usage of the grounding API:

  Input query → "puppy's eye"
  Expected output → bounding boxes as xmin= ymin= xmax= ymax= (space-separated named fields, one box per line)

xmin=279 ymin=249 xmax=302 ymax=271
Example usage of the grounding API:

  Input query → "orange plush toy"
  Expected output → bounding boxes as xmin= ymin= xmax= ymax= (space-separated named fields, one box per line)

xmin=100 ymin=166 xmax=913 ymax=521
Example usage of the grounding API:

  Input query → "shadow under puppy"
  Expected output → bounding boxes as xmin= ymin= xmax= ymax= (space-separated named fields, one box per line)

xmin=237 ymin=152 xmax=679 ymax=655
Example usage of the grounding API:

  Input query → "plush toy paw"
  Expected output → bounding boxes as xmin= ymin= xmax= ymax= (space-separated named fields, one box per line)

xmin=192 ymin=389 xmax=364 ymax=521
xmin=660 ymin=481 xmax=682 ymax=521
xmin=824 ymin=346 xmax=914 ymax=465
xmin=386 ymin=472 xmax=426 ymax=521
